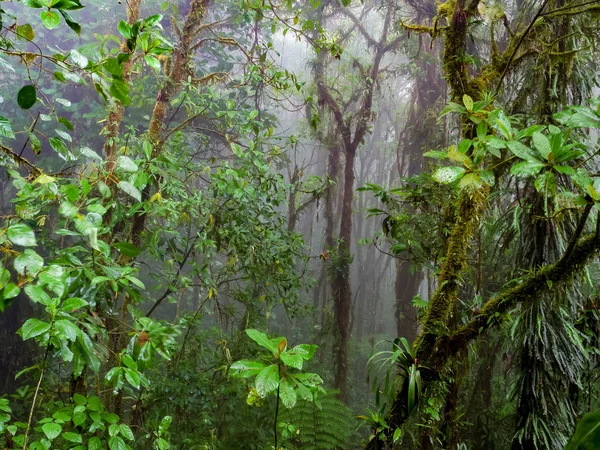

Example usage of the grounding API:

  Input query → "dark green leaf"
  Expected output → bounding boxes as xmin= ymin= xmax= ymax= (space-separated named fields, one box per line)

xmin=17 ymin=85 xmax=37 ymax=109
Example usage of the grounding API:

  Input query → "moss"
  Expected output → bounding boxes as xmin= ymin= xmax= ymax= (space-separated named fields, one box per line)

xmin=415 ymin=186 xmax=489 ymax=366
xmin=437 ymin=0 xmax=457 ymax=18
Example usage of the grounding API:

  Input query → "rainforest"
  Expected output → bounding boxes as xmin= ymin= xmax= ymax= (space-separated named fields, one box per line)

xmin=1 ymin=0 xmax=600 ymax=449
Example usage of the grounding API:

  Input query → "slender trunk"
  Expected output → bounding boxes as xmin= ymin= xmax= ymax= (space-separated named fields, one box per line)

xmin=103 ymin=0 xmax=142 ymax=173
xmin=332 ymin=145 xmax=356 ymax=401
xmin=130 ymin=0 xmax=211 ymax=247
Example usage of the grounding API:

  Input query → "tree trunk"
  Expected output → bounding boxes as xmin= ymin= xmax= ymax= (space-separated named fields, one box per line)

xmin=332 ymin=145 xmax=356 ymax=401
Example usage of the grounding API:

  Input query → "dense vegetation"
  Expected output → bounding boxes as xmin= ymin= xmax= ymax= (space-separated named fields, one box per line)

xmin=2 ymin=0 xmax=600 ymax=449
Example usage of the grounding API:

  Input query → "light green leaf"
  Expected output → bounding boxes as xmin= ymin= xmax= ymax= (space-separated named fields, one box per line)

xmin=119 ymin=424 xmax=134 ymax=441
xmin=462 ymin=94 xmax=473 ymax=112
xmin=7 ymin=223 xmax=36 ymax=246
xmin=279 ymin=377 xmax=297 ymax=408
xmin=433 ymin=166 xmax=465 ymax=184
xmin=280 ymin=351 xmax=303 ymax=370
xmin=41 ymin=10 xmax=60 ymax=29
xmin=88 ymin=437 xmax=102 ymax=450
xmin=55 ymin=319 xmax=79 ymax=341
xmin=117 ymin=181 xmax=141 ymax=202
xmin=230 ymin=360 xmax=266 ymax=378
xmin=255 ymin=364 xmax=279 ymax=397
xmin=62 ymin=432 xmax=82 ymax=443
xmin=108 ymin=436 xmax=127 ymax=450
xmin=70 ymin=49 xmax=88 ymax=68
xmin=510 ymin=161 xmax=545 ymax=177
xmin=245 ymin=329 xmax=279 ymax=355
xmin=117 ymin=155 xmax=138 ymax=172
xmin=14 ymin=249 xmax=44 ymax=276
xmin=507 ymin=141 xmax=540 ymax=162
xmin=144 ymin=55 xmax=161 ymax=71
xmin=62 ymin=297 xmax=88 ymax=312
xmin=290 ymin=344 xmax=317 ymax=361
xmin=24 ymin=285 xmax=51 ymax=305
xmin=42 ymin=422 xmax=62 ymax=440
xmin=0 ymin=116 xmax=15 ymax=139
xmin=532 ymin=132 xmax=552 ymax=160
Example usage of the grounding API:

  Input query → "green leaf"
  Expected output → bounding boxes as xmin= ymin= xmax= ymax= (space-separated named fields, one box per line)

xmin=507 ymin=141 xmax=540 ymax=162
xmin=423 ymin=151 xmax=448 ymax=159
xmin=113 ymin=242 xmax=140 ymax=258
xmin=280 ymin=351 xmax=303 ymax=370
xmin=16 ymin=23 xmax=35 ymax=41
xmin=89 ymin=227 xmax=100 ymax=251
xmin=255 ymin=364 xmax=279 ymax=397
xmin=14 ymin=249 xmax=44 ymax=276
xmin=2 ymin=284 xmax=21 ymax=301
xmin=124 ymin=368 xmax=141 ymax=388
xmin=70 ymin=49 xmax=88 ymax=68
xmin=50 ymin=137 xmax=76 ymax=161
xmin=21 ymin=318 xmax=51 ymax=340
xmin=393 ymin=428 xmax=402 ymax=443
xmin=532 ymin=132 xmax=552 ymax=160
xmin=7 ymin=223 xmax=36 ymax=246
xmin=42 ymin=422 xmax=62 ymax=440
xmin=0 ymin=116 xmax=15 ymax=139
xmin=117 ymin=20 xmax=132 ymax=38
xmin=117 ymin=181 xmax=142 ymax=202
xmin=119 ymin=424 xmax=134 ymax=441
xmin=110 ymin=79 xmax=131 ymax=106
xmin=108 ymin=436 xmax=127 ymax=450
xmin=230 ymin=360 xmax=266 ymax=378
xmin=55 ymin=319 xmax=79 ymax=341
xmin=433 ymin=166 xmax=465 ymax=184
xmin=17 ymin=85 xmax=37 ymax=110
xmin=88 ymin=437 xmax=102 ymax=450
xmin=479 ymin=170 xmax=494 ymax=186
xmin=109 ymin=423 xmax=120 ymax=437
xmin=59 ymin=10 xmax=81 ymax=34
xmin=73 ymin=393 xmax=87 ymax=405
xmin=462 ymin=94 xmax=473 ymax=112
xmin=144 ymin=55 xmax=161 ymax=71
xmin=52 ymin=0 xmax=84 ymax=9
xmin=566 ymin=409 xmax=600 ymax=450
xmin=24 ymin=285 xmax=51 ymax=305
xmin=290 ymin=344 xmax=317 ymax=361
xmin=279 ymin=377 xmax=297 ymax=408
xmin=41 ymin=10 xmax=60 ymax=29
xmin=245 ymin=329 xmax=279 ymax=355
xmin=459 ymin=173 xmax=483 ymax=190
xmin=510 ymin=161 xmax=545 ymax=177
xmin=491 ymin=110 xmax=512 ymax=139
xmin=117 ymin=155 xmax=138 ymax=172
xmin=62 ymin=432 xmax=82 ymax=443
xmin=61 ymin=297 xmax=88 ymax=313
xmin=33 ymin=174 xmax=56 ymax=185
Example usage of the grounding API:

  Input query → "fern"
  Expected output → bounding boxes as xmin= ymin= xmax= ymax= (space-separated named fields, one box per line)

xmin=281 ymin=390 xmax=355 ymax=450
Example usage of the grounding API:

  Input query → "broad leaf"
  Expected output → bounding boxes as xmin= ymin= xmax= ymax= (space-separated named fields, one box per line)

xmin=246 ymin=329 xmax=279 ymax=355
xmin=7 ymin=223 xmax=36 ymax=246
xmin=41 ymin=422 xmax=62 ymax=440
xmin=279 ymin=377 xmax=297 ymax=408
xmin=433 ymin=166 xmax=465 ymax=184
xmin=566 ymin=409 xmax=600 ymax=450
xmin=255 ymin=364 xmax=279 ymax=397
xmin=230 ymin=360 xmax=266 ymax=378
xmin=21 ymin=318 xmax=51 ymax=340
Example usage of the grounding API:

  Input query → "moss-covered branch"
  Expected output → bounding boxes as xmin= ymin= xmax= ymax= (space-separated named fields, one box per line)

xmin=444 ymin=231 xmax=600 ymax=359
